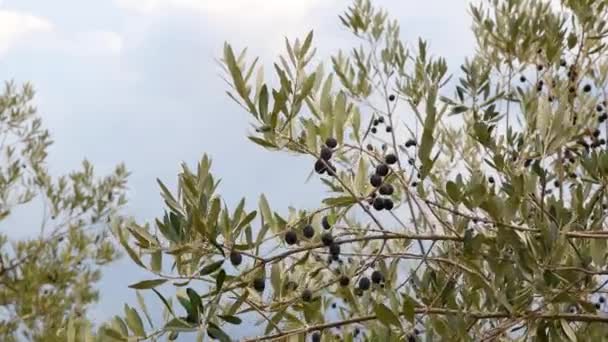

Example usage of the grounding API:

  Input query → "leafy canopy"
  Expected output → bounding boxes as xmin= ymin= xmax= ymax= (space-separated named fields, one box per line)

xmin=108 ymin=0 xmax=608 ymax=341
xmin=0 ymin=81 xmax=129 ymax=342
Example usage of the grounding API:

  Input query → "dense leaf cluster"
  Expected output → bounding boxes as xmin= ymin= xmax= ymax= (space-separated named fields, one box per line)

xmin=106 ymin=0 xmax=608 ymax=341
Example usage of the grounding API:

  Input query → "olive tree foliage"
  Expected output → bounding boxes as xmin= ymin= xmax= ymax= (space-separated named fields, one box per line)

xmin=0 ymin=81 xmax=129 ymax=341
xmin=108 ymin=0 xmax=608 ymax=340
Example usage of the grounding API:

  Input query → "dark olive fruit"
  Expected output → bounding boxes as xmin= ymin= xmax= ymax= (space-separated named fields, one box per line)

xmin=488 ymin=177 xmax=495 ymax=184
xmin=405 ymin=139 xmax=417 ymax=147
xmin=548 ymin=95 xmax=554 ymax=102
xmin=371 ymin=127 xmax=377 ymax=134
xmin=375 ymin=163 xmax=389 ymax=177
xmin=322 ymin=216 xmax=331 ymax=230
xmin=314 ymin=159 xmax=327 ymax=174
xmin=601 ymin=139 xmax=606 ymax=145
xmin=379 ymin=183 xmax=394 ymax=195
xmin=329 ymin=243 xmax=341 ymax=256
xmin=230 ymin=250 xmax=243 ymax=266
xmin=383 ymin=198 xmax=394 ymax=210
xmin=537 ymin=64 xmax=543 ymax=71
xmin=389 ymin=94 xmax=396 ymax=102
xmin=325 ymin=137 xmax=338 ymax=149
xmin=358 ymin=277 xmax=371 ymax=291
xmin=311 ymin=331 xmax=321 ymax=342
xmin=366 ymin=144 xmax=374 ymax=151
xmin=372 ymin=197 xmax=385 ymax=211
xmin=536 ymin=84 xmax=543 ymax=92
xmin=553 ymin=180 xmax=560 ymax=187
xmin=560 ymin=59 xmax=567 ymax=67
xmin=320 ymin=146 xmax=333 ymax=161
xmin=407 ymin=334 xmax=416 ymax=342
xmin=321 ymin=232 xmax=333 ymax=246
xmin=303 ymin=224 xmax=315 ymax=239
xmin=411 ymin=181 xmax=418 ymax=187
xmin=331 ymin=303 xmax=337 ymax=309
xmin=285 ymin=230 xmax=298 ymax=245
xmin=253 ymin=277 xmax=265 ymax=292
xmin=370 ymin=174 xmax=383 ymax=187
xmin=583 ymin=84 xmax=592 ymax=92
xmin=595 ymin=303 xmax=601 ymax=310
xmin=519 ymin=75 xmax=526 ymax=82
xmin=569 ymin=86 xmax=576 ymax=93
xmin=594 ymin=129 xmax=601 ymax=137
xmin=373 ymin=119 xmax=380 ymax=126
xmin=597 ymin=105 xmax=603 ymax=112
xmin=600 ymin=296 xmax=605 ymax=303
xmin=385 ymin=153 xmax=397 ymax=165
xmin=339 ymin=275 xmax=350 ymax=287
xmin=354 ymin=328 xmax=360 ymax=336
xmin=414 ymin=328 xmax=420 ymax=335
xmin=386 ymin=126 xmax=392 ymax=133
xmin=302 ymin=289 xmax=313 ymax=302
xmin=378 ymin=116 xmax=385 ymax=123
xmin=371 ymin=270 xmax=383 ymax=284
xmin=599 ymin=113 xmax=608 ymax=123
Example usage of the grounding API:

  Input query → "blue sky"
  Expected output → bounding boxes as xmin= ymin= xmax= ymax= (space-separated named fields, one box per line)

xmin=1 ymin=0 xmax=474 ymax=337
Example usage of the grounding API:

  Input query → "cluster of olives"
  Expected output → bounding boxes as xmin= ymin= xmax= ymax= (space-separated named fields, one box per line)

xmin=368 ymin=153 xmax=398 ymax=211
xmin=314 ymin=137 xmax=338 ymax=176
xmin=371 ymin=115 xmax=392 ymax=134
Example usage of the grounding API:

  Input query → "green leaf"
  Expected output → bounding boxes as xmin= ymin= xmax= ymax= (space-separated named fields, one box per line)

xmin=418 ymin=86 xmax=438 ymax=177
xmin=446 ymin=181 xmax=460 ymax=202
xmin=200 ymin=260 xmax=224 ymax=276
xmin=218 ymin=315 xmax=242 ymax=325
xmin=354 ymin=157 xmax=368 ymax=195
xmin=259 ymin=194 xmax=276 ymax=231
xmin=216 ymin=269 xmax=226 ymax=291
xmin=128 ymin=279 xmax=167 ymax=290
xmin=150 ymin=250 xmax=162 ymax=273
xmin=152 ymin=289 xmax=175 ymax=317
xmin=299 ymin=73 xmax=316 ymax=100
xmin=401 ymin=294 xmax=416 ymax=323
xmin=300 ymin=30 xmax=314 ymax=58
xmin=67 ymin=317 xmax=76 ymax=342
xmin=236 ymin=210 xmax=257 ymax=230
xmin=271 ymin=263 xmax=281 ymax=295
xmin=591 ymin=239 xmax=606 ymax=266
xmin=164 ymin=318 xmax=196 ymax=332
xmin=136 ymin=290 xmax=154 ymax=329
xmin=120 ymin=239 xmax=145 ymax=269
xmin=258 ymin=85 xmax=269 ymax=119
xmin=124 ymin=305 xmax=146 ymax=337
xmin=207 ymin=322 xmax=232 ymax=342
xmin=374 ymin=303 xmax=401 ymax=328
xmin=101 ymin=327 xmax=127 ymax=341
xmin=322 ymin=196 xmax=357 ymax=207
xmin=560 ymin=319 xmax=577 ymax=342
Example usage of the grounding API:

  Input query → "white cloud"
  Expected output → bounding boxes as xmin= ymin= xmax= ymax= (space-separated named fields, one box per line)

xmin=71 ymin=31 xmax=124 ymax=57
xmin=116 ymin=0 xmax=326 ymax=17
xmin=0 ymin=10 xmax=53 ymax=56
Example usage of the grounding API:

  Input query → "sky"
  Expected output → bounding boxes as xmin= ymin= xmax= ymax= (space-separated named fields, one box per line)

xmin=0 ymin=0 xmax=474 ymax=339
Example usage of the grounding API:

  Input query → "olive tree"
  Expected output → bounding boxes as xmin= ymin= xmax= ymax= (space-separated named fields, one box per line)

xmin=107 ymin=0 xmax=608 ymax=340
xmin=0 ymin=81 xmax=129 ymax=341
